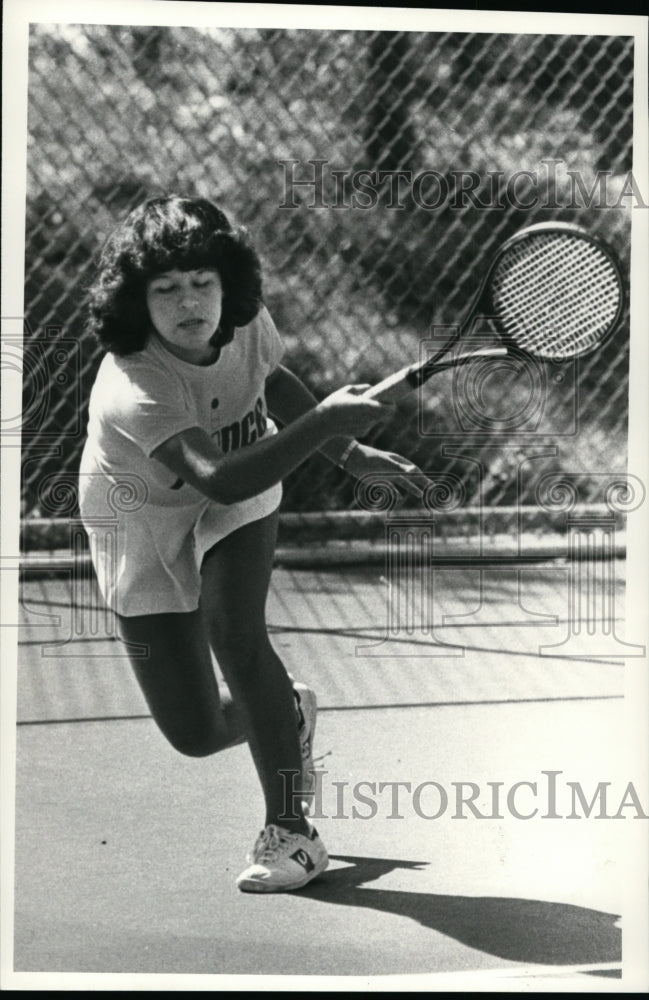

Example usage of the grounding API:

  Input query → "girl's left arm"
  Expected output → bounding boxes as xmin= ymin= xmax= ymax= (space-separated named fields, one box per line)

xmin=265 ymin=365 xmax=430 ymax=497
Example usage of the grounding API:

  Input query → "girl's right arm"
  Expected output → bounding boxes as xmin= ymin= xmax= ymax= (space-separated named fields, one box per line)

xmin=151 ymin=385 xmax=393 ymax=506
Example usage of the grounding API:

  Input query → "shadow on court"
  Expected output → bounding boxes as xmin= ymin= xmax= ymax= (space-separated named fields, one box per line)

xmin=300 ymin=855 xmax=621 ymax=967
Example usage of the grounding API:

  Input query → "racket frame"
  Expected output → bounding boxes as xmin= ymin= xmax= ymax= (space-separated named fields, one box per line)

xmin=409 ymin=221 xmax=625 ymax=390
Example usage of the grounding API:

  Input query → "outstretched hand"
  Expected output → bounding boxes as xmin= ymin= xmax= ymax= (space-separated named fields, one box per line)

xmin=343 ymin=443 xmax=432 ymax=500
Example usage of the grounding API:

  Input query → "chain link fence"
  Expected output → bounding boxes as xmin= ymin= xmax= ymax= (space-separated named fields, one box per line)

xmin=21 ymin=25 xmax=634 ymax=536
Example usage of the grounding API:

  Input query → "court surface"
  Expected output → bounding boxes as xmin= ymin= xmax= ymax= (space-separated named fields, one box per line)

xmin=10 ymin=559 xmax=643 ymax=988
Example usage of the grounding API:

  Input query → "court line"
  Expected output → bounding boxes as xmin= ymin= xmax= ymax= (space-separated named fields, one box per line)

xmin=17 ymin=713 xmax=153 ymax=726
xmin=15 ymin=628 xmax=627 ymax=667
xmin=268 ymin=625 xmax=626 ymax=667
xmin=15 ymin=693 xmax=624 ymax=727
xmin=16 ymin=616 xmax=630 ymax=639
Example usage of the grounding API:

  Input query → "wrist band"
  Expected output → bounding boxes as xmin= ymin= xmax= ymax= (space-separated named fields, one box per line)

xmin=338 ymin=440 xmax=359 ymax=470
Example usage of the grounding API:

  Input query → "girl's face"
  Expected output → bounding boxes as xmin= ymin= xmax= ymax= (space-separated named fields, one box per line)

xmin=146 ymin=268 xmax=223 ymax=365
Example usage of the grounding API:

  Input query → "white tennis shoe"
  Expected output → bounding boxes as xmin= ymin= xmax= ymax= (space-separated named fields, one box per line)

xmin=236 ymin=822 xmax=329 ymax=893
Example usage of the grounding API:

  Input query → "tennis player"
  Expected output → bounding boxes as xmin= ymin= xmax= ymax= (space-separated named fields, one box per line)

xmin=79 ymin=195 xmax=426 ymax=893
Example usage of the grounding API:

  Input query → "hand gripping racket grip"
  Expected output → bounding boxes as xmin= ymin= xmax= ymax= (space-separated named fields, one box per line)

xmin=364 ymin=346 xmax=508 ymax=402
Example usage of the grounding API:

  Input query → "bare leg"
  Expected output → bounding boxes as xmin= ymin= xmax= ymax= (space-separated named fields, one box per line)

xmin=200 ymin=510 xmax=309 ymax=835
xmin=116 ymin=608 xmax=246 ymax=757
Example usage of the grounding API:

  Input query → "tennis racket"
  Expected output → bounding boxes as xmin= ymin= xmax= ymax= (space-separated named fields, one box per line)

xmin=364 ymin=222 xmax=625 ymax=403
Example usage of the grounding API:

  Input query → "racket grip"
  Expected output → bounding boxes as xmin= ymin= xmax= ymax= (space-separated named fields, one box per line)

xmin=364 ymin=347 xmax=508 ymax=403
xmin=363 ymin=364 xmax=423 ymax=402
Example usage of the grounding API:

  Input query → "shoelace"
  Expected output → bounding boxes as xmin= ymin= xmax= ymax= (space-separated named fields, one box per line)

xmin=252 ymin=825 xmax=297 ymax=864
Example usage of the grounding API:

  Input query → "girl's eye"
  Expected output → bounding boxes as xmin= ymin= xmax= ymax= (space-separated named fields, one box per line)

xmin=150 ymin=274 xmax=215 ymax=294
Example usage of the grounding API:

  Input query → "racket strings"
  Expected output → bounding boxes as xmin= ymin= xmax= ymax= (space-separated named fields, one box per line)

xmin=490 ymin=234 xmax=622 ymax=359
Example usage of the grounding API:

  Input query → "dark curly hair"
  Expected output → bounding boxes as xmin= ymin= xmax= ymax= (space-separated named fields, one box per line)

xmin=86 ymin=195 xmax=263 ymax=355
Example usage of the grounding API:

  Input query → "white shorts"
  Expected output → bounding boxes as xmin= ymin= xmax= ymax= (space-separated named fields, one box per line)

xmin=79 ymin=464 xmax=282 ymax=617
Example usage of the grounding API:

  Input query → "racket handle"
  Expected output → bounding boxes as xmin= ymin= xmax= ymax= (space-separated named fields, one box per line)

xmin=364 ymin=347 xmax=508 ymax=402
xmin=363 ymin=363 xmax=425 ymax=402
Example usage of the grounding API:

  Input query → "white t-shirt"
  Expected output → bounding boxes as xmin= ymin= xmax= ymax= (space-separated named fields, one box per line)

xmin=79 ymin=306 xmax=284 ymax=615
